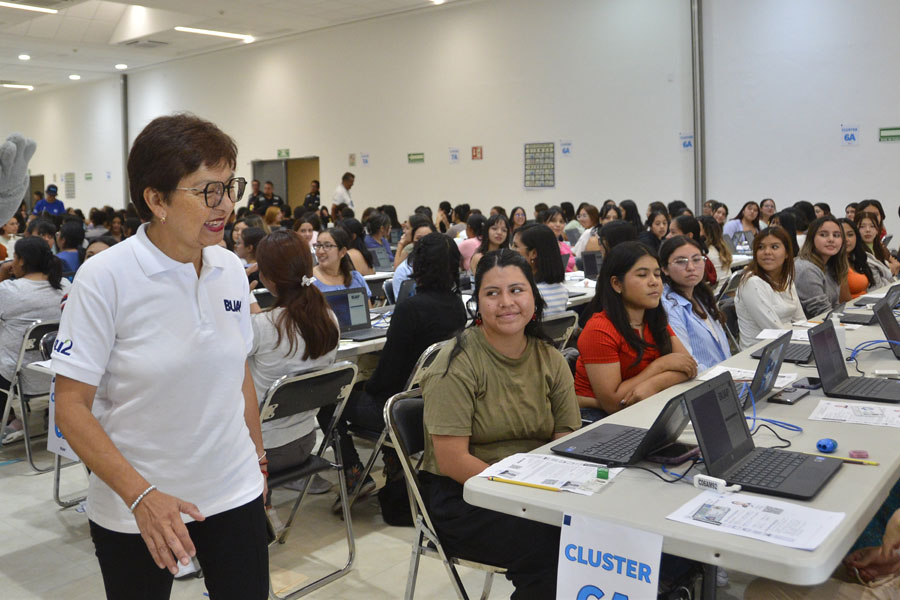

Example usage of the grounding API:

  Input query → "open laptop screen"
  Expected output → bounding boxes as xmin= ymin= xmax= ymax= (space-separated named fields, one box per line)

xmin=875 ymin=299 xmax=900 ymax=359
xmin=809 ymin=320 xmax=848 ymax=391
xmin=323 ymin=288 xmax=370 ymax=331
xmin=583 ymin=252 xmax=602 ymax=281
xmin=371 ymin=246 xmax=391 ymax=269
xmin=749 ymin=332 xmax=791 ymax=404
xmin=684 ymin=375 xmax=755 ymax=473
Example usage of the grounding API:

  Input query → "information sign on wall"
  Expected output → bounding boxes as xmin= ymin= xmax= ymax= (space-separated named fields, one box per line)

xmin=472 ymin=146 xmax=483 ymax=160
xmin=524 ymin=142 xmax=555 ymax=188
xmin=408 ymin=152 xmax=425 ymax=164
xmin=277 ymin=148 xmax=290 ymax=158
xmin=841 ymin=124 xmax=859 ymax=146
xmin=879 ymin=127 xmax=900 ymax=142
xmin=63 ymin=172 xmax=75 ymax=199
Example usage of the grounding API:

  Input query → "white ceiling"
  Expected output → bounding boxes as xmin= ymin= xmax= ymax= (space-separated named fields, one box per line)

xmin=0 ymin=0 xmax=450 ymax=98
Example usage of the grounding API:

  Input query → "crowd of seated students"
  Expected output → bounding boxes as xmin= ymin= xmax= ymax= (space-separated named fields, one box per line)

xmin=6 ymin=191 xmax=900 ymax=596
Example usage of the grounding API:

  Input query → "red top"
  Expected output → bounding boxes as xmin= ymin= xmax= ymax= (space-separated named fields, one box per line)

xmin=574 ymin=311 xmax=674 ymax=397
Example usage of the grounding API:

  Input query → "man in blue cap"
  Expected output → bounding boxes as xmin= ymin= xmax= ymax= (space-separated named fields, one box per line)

xmin=32 ymin=183 xmax=66 ymax=216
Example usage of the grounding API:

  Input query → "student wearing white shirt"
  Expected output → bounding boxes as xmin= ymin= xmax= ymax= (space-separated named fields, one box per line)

xmin=249 ymin=230 xmax=339 ymax=503
xmin=735 ymin=227 xmax=806 ymax=350
xmin=698 ymin=216 xmax=733 ymax=286
xmin=52 ymin=114 xmax=268 ymax=599
xmin=511 ymin=223 xmax=569 ymax=316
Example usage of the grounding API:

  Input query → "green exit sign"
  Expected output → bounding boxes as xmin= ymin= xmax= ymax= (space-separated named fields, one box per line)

xmin=408 ymin=152 xmax=425 ymax=164
xmin=277 ymin=148 xmax=290 ymax=158
xmin=84 ymin=172 xmax=93 ymax=181
xmin=879 ymin=128 xmax=900 ymax=142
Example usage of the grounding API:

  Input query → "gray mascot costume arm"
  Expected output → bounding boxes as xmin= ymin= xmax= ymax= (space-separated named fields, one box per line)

xmin=0 ymin=133 xmax=37 ymax=225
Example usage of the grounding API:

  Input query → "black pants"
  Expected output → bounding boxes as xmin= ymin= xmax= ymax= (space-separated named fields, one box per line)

xmin=316 ymin=389 xmax=386 ymax=470
xmin=421 ymin=473 xmax=559 ymax=600
xmin=90 ymin=495 xmax=269 ymax=600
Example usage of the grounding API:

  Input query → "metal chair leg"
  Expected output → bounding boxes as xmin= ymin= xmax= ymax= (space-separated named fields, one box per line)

xmin=53 ymin=454 xmax=86 ymax=508
xmin=404 ymin=520 xmax=425 ymax=600
xmin=19 ymin=394 xmax=52 ymax=474
xmin=478 ymin=572 xmax=494 ymax=600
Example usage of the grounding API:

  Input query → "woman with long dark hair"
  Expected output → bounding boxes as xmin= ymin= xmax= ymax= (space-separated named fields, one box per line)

xmin=619 ymin=199 xmax=643 ymax=232
xmin=735 ymin=227 xmax=805 ymax=349
xmin=470 ymin=213 xmax=509 ymax=274
xmin=509 ymin=206 xmax=528 ymax=237
xmin=638 ymin=209 xmax=669 ymax=253
xmin=363 ymin=211 xmax=394 ymax=262
xmin=856 ymin=211 xmax=900 ymax=278
xmin=337 ymin=218 xmax=375 ymax=276
xmin=795 ymin=216 xmax=850 ymax=317
xmin=420 ymin=248 xmax=580 ymax=598
xmin=659 ymin=236 xmax=730 ymax=372
xmin=574 ymin=242 xmax=696 ymax=415
xmin=699 ymin=216 xmax=732 ymax=284
xmin=249 ymin=231 xmax=339 ymax=506
xmin=839 ymin=218 xmax=878 ymax=298
xmin=769 ymin=210 xmax=800 ymax=256
xmin=312 ymin=228 xmax=372 ymax=305
xmin=759 ymin=198 xmax=776 ymax=227
xmin=0 ymin=237 xmax=68 ymax=442
xmin=722 ymin=201 xmax=760 ymax=238
xmin=511 ymin=224 xmax=568 ymax=315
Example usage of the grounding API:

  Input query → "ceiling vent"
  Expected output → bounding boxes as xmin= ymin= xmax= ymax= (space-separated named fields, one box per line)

xmin=121 ymin=39 xmax=169 ymax=49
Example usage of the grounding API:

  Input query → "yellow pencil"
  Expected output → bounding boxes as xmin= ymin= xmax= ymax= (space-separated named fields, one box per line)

xmin=488 ymin=477 xmax=561 ymax=492
xmin=801 ymin=452 xmax=879 ymax=466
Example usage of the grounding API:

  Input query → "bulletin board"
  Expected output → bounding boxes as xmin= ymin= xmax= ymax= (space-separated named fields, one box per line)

xmin=524 ymin=142 xmax=555 ymax=188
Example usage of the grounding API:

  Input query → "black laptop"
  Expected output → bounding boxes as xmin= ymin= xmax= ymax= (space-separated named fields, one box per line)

xmin=737 ymin=332 xmax=792 ymax=407
xmin=370 ymin=246 xmax=394 ymax=272
xmin=809 ymin=319 xmax=900 ymax=403
xmin=854 ymin=283 xmax=900 ymax=308
xmin=751 ymin=341 xmax=811 ymax=364
xmin=582 ymin=251 xmax=602 ymax=281
xmin=837 ymin=285 xmax=900 ymax=325
xmin=874 ymin=297 xmax=900 ymax=360
xmin=685 ymin=372 xmax=842 ymax=500
xmin=565 ymin=227 xmax=582 ymax=246
xmin=323 ymin=287 xmax=386 ymax=341
xmin=551 ymin=395 xmax=690 ymax=466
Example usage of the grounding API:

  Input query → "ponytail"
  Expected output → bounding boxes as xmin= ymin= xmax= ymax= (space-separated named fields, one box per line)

xmin=46 ymin=255 xmax=63 ymax=290
xmin=13 ymin=237 xmax=63 ymax=290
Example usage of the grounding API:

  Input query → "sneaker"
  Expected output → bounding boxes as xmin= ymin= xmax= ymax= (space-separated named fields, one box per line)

xmin=1 ymin=419 xmax=24 ymax=445
xmin=332 ymin=464 xmax=376 ymax=514
xmin=284 ymin=474 xmax=332 ymax=495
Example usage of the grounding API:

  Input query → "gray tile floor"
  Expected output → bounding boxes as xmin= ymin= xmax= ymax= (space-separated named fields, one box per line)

xmin=0 ymin=438 xmax=750 ymax=599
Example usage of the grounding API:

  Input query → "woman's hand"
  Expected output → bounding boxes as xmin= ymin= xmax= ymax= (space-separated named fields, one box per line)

xmin=132 ymin=489 xmax=205 ymax=574
xmin=0 ymin=260 xmax=13 ymax=281
xmin=621 ymin=381 xmax=656 ymax=408
xmin=844 ymin=546 xmax=900 ymax=583
xmin=653 ymin=353 xmax=698 ymax=378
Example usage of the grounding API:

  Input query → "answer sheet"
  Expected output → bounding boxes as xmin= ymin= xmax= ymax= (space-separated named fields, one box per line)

xmin=698 ymin=365 xmax=797 ymax=389
xmin=667 ymin=490 xmax=844 ymax=550
xmin=477 ymin=453 xmax=623 ymax=496
xmin=808 ymin=399 xmax=900 ymax=428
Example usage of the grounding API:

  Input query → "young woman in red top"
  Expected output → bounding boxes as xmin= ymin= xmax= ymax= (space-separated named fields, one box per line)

xmin=575 ymin=241 xmax=697 ymax=416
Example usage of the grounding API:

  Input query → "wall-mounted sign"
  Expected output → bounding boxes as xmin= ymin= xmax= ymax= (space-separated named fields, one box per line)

xmin=841 ymin=124 xmax=859 ymax=146
xmin=277 ymin=148 xmax=290 ymax=158
xmin=84 ymin=172 xmax=93 ymax=181
xmin=524 ymin=142 xmax=554 ymax=188
xmin=449 ymin=147 xmax=460 ymax=164
xmin=348 ymin=153 xmax=357 ymax=166
xmin=879 ymin=127 xmax=900 ymax=142
xmin=680 ymin=132 xmax=694 ymax=151
xmin=361 ymin=153 xmax=370 ymax=166
xmin=472 ymin=146 xmax=483 ymax=160
xmin=408 ymin=152 xmax=425 ymax=164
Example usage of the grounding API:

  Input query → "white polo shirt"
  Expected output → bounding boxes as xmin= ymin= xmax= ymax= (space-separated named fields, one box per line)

xmin=333 ymin=183 xmax=353 ymax=209
xmin=52 ymin=224 xmax=263 ymax=534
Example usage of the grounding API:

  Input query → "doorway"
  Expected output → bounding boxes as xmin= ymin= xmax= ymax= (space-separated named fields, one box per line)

xmin=251 ymin=157 xmax=320 ymax=214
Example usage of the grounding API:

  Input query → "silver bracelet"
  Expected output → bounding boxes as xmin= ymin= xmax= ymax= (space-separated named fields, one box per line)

xmin=129 ymin=485 xmax=157 ymax=512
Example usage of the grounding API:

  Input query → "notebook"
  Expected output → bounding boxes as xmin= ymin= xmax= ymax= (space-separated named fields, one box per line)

xmin=322 ymin=287 xmax=386 ymax=341
xmin=684 ymin=372 xmax=842 ymax=500
xmin=551 ymin=395 xmax=690 ymax=466
xmin=808 ymin=319 xmax=900 ymax=403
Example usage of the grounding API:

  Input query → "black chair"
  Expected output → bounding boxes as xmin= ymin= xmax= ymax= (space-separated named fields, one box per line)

xmin=385 ymin=389 xmax=505 ymax=600
xmin=1 ymin=319 xmax=59 ymax=473
xmin=383 ymin=279 xmax=396 ymax=305
xmin=260 ymin=361 xmax=358 ymax=599
xmin=541 ymin=310 xmax=578 ymax=350
xmin=718 ymin=297 xmax=740 ymax=352
xmin=347 ymin=339 xmax=452 ymax=508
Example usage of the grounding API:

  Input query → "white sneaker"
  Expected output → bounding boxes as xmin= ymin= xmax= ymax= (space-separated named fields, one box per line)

xmin=1 ymin=425 xmax=24 ymax=445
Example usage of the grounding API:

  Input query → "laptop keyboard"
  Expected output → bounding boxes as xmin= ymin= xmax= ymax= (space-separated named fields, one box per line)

xmin=582 ymin=428 xmax=645 ymax=462
xmin=730 ymin=448 xmax=806 ymax=489
xmin=836 ymin=376 xmax=893 ymax=396
xmin=753 ymin=343 xmax=811 ymax=363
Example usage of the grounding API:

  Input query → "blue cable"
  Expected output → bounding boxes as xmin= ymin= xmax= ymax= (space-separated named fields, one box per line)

xmin=848 ymin=339 xmax=900 ymax=362
xmin=744 ymin=382 xmax=803 ymax=433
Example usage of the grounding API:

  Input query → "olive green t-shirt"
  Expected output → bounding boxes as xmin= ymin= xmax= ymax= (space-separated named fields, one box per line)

xmin=421 ymin=327 xmax=581 ymax=477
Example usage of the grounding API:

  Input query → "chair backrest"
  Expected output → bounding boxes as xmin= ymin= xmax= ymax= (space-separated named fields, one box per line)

xmin=403 ymin=339 xmax=453 ymax=391
xmin=718 ymin=298 xmax=740 ymax=342
xmin=16 ymin=320 xmax=60 ymax=375
xmin=383 ymin=279 xmax=396 ymax=304
xmin=259 ymin=362 xmax=358 ymax=428
xmin=39 ymin=332 xmax=57 ymax=361
xmin=541 ymin=310 xmax=578 ymax=350
xmin=385 ymin=389 xmax=432 ymax=529
xmin=715 ymin=270 xmax=743 ymax=303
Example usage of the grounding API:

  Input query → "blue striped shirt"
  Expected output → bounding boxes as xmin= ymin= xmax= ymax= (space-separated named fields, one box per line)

xmin=661 ymin=284 xmax=731 ymax=373
xmin=538 ymin=282 xmax=569 ymax=316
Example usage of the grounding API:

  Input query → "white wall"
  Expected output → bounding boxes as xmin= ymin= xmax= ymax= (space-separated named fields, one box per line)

xmin=705 ymin=0 xmax=900 ymax=235
xmin=0 ymin=77 xmax=124 ymax=213
xmin=123 ymin=0 xmax=696 ymax=218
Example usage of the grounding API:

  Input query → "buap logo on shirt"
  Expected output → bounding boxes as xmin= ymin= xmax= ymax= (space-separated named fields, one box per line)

xmin=53 ymin=338 xmax=73 ymax=356
xmin=223 ymin=299 xmax=242 ymax=313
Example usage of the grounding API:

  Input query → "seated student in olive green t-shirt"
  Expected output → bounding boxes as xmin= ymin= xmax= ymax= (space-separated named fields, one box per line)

xmin=419 ymin=249 xmax=580 ymax=600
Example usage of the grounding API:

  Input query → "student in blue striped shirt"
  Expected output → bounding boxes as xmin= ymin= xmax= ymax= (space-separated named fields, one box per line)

xmin=511 ymin=223 xmax=569 ymax=316
xmin=659 ymin=235 xmax=731 ymax=373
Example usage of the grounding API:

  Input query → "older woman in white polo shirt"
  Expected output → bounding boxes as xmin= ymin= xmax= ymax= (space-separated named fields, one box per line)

xmin=53 ymin=114 xmax=268 ymax=600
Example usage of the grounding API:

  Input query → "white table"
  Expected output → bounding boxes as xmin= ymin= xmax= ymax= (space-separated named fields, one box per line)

xmin=464 ymin=305 xmax=900 ymax=595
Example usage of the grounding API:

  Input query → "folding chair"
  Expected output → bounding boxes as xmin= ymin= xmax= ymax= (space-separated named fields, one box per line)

xmin=1 ymin=319 xmax=59 ymax=473
xmin=540 ymin=310 xmax=578 ymax=350
xmin=383 ymin=279 xmax=396 ymax=305
xmin=348 ymin=339 xmax=452 ymax=507
xmin=385 ymin=389 xmax=505 ymax=600
xmin=718 ymin=297 xmax=741 ymax=353
xmin=261 ymin=361 xmax=358 ymax=599
xmin=715 ymin=269 xmax=743 ymax=302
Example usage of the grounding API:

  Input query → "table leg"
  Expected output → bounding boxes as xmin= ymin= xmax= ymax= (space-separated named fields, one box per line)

xmin=701 ymin=563 xmax=718 ymax=600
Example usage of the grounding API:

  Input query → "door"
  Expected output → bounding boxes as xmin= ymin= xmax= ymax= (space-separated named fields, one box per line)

xmin=286 ymin=157 xmax=320 ymax=213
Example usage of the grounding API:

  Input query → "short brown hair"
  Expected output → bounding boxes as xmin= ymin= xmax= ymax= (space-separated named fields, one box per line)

xmin=127 ymin=113 xmax=237 ymax=220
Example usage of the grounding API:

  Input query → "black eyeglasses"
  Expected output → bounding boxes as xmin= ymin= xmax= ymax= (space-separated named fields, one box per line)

xmin=176 ymin=177 xmax=246 ymax=208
